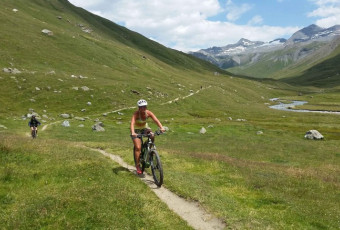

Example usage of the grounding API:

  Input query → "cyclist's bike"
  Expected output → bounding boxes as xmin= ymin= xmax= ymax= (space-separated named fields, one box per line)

xmin=133 ymin=131 xmax=164 ymax=187
xmin=31 ymin=128 xmax=37 ymax=139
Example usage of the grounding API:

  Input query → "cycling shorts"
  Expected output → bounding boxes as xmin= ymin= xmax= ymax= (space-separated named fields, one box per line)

xmin=130 ymin=128 xmax=151 ymax=140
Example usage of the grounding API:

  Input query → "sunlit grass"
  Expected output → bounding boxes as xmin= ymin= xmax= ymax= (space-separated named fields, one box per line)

xmin=0 ymin=134 xmax=191 ymax=229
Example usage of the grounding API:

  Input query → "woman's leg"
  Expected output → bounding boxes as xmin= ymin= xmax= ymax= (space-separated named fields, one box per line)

xmin=133 ymin=137 xmax=142 ymax=171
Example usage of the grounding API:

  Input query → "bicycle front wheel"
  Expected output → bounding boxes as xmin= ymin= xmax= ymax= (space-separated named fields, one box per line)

xmin=150 ymin=150 xmax=163 ymax=187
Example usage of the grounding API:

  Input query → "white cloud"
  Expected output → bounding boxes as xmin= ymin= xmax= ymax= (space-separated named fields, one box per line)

xmin=225 ymin=0 xmax=253 ymax=21
xmin=308 ymin=0 xmax=340 ymax=27
xmin=68 ymin=0 xmax=300 ymax=52
xmin=248 ymin=15 xmax=264 ymax=25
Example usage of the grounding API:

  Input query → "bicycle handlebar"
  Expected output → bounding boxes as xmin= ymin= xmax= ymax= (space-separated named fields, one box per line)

xmin=136 ymin=130 xmax=164 ymax=138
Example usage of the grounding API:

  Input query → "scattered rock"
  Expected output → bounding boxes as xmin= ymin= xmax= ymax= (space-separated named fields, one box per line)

xmin=199 ymin=127 xmax=207 ymax=134
xmin=42 ymin=29 xmax=53 ymax=36
xmin=60 ymin=113 xmax=70 ymax=118
xmin=131 ymin=90 xmax=140 ymax=95
xmin=92 ymin=122 xmax=105 ymax=132
xmin=13 ymin=9 xmax=18 ymax=12
xmin=0 ymin=124 xmax=8 ymax=129
xmin=78 ymin=124 xmax=84 ymax=127
xmin=62 ymin=120 xmax=70 ymax=127
xmin=46 ymin=70 xmax=56 ymax=75
xmin=3 ymin=68 xmax=21 ymax=74
xmin=74 ymin=117 xmax=85 ymax=121
xmin=81 ymin=86 xmax=90 ymax=91
xmin=257 ymin=131 xmax=263 ymax=135
xmin=304 ymin=130 xmax=324 ymax=140
xmin=3 ymin=68 xmax=11 ymax=73
xmin=35 ymin=87 xmax=40 ymax=91
xmin=87 ymin=102 xmax=92 ymax=106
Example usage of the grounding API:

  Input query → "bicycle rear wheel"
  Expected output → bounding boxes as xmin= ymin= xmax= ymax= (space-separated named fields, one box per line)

xmin=31 ymin=129 xmax=37 ymax=139
xmin=133 ymin=147 xmax=145 ymax=173
xmin=150 ymin=150 xmax=163 ymax=187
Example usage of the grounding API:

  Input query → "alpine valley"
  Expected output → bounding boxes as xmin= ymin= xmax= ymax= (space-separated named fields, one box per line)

xmin=189 ymin=24 xmax=340 ymax=85
xmin=1 ymin=1 xmax=340 ymax=229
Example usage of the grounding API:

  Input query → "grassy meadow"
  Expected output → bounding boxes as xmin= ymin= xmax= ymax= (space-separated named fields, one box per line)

xmin=1 ymin=0 xmax=340 ymax=229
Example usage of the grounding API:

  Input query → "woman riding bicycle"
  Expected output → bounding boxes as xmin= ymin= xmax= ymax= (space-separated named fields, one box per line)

xmin=130 ymin=99 xmax=165 ymax=175
xmin=28 ymin=115 xmax=41 ymax=137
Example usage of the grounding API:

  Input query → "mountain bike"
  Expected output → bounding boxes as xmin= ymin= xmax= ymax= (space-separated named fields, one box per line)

xmin=31 ymin=128 xmax=37 ymax=139
xmin=133 ymin=131 xmax=164 ymax=187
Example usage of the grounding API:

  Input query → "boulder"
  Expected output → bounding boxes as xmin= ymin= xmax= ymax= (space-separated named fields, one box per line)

xmin=304 ymin=130 xmax=324 ymax=140
xmin=92 ymin=122 xmax=105 ymax=132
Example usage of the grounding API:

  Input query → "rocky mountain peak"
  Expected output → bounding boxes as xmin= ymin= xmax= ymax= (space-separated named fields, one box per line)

xmin=287 ymin=24 xmax=340 ymax=44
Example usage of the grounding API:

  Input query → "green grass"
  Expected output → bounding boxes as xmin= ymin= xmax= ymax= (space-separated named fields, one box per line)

xmin=1 ymin=0 xmax=340 ymax=229
xmin=0 ymin=134 xmax=191 ymax=229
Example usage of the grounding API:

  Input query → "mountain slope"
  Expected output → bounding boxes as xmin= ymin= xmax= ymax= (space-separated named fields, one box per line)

xmin=281 ymin=40 xmax=340 ymax=87
xmin=189 ymin=24 xmax=340 ymax=86
xmin=0 ymin=0 xmax=226 ymax=116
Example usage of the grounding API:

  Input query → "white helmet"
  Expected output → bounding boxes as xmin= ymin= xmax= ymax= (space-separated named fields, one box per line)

xmin=137 ymin=99 xmax=147 ymax=107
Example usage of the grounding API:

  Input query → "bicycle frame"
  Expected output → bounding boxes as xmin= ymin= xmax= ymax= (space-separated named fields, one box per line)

xmin=137 ymin=131 xmax=159 ymax=167
xmin=134 ymin=130 xmax=164 ymax=186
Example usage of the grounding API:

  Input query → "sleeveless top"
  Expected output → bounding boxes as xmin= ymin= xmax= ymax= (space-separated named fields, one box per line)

xmin=135 ymin=110 xmax=149 ymax=129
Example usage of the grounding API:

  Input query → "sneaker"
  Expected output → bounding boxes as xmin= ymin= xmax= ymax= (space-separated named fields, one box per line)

xmin=136 ymin=166 xmax=143 ymax=175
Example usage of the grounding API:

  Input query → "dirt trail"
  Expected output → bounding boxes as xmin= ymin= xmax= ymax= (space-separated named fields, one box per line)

xmin=41 ymin=85 xmax=211 ymax=130
xmin=87 ymin=147 xmax=226 ymax=230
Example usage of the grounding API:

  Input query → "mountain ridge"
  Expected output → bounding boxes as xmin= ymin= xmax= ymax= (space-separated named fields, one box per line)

xmin=189 ymin=24 xmax=340 ymax=83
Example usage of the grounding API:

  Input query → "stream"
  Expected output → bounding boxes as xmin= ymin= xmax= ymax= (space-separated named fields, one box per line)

xmin=269 ymin=98 xmax=340 ymax=115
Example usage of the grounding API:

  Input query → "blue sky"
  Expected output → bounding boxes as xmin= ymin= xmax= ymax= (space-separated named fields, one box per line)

xmin=68 ymin=0 xmax=340 ymax=52
xmin=210 ymin=0 xmax=316 ymax=26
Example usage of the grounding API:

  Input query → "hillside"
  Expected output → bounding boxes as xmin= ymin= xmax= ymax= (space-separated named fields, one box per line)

xmin=1 ymin=1 xmax=340 ymax=229
xmin=279 ymin=38 xmax=340 ymax=87
xmin=0 ymin=0 xmax=225 ymax=116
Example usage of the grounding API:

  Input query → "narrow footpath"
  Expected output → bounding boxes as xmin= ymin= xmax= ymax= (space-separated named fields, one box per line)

xmin=85 ymin=146 xmax=226 ymax=230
